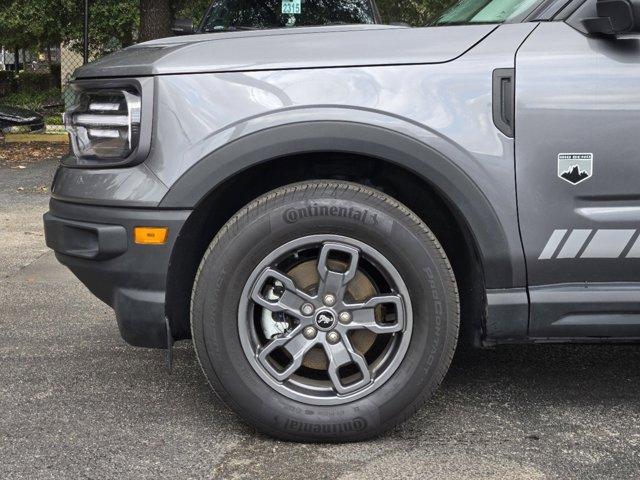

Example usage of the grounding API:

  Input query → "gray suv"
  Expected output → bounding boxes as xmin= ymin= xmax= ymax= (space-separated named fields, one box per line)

xmin=44 ymin=0 xmax=640 ymax=442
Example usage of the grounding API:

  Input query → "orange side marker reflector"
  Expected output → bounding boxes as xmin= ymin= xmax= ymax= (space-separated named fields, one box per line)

xmin=134 ymin=227 xmax=169 ymax=245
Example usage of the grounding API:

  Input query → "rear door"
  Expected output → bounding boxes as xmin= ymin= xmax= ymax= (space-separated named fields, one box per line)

xmin=515 ymin=9 xmax=640 ymax=337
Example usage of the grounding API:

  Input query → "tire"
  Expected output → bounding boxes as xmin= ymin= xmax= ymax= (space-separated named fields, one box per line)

xmin=191 ymin=181 xmax=459 ymax=442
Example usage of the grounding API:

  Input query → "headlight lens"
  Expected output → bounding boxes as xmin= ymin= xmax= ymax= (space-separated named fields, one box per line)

xmin=64 ymin=89 xmax=142 ymax=160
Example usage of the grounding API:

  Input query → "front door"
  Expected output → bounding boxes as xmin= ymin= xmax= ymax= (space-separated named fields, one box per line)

xmin=515 ymin=15 xmax=640 ymax=337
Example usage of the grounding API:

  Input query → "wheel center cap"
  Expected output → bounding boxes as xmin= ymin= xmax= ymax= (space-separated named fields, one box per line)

xmin=315 ymin=310 xmax=336 ymax=331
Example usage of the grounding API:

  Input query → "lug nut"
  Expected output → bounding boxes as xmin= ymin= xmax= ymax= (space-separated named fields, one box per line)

xmin=272 ymin=281 xmax=285 ymax=298
xmin=301 ymin=303 xmax=315 ymax=316
xmin=323 ymin=294 xmax=336 ymax=307
xmin=303 ymin=326 xmax=317 ymax=340
xmin=339 ymin=311 xmax=352 ymax=324
xmin=326 ymin=331 xmax=341 ymax=344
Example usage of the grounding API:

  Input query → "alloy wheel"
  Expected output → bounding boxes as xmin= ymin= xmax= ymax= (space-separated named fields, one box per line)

xmin=238 ymin=235 xmax=413 ymax=406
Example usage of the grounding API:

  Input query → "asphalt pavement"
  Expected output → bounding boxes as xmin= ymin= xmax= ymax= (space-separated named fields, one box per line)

xmin=1 ymin=159 xmax=639 ymax=479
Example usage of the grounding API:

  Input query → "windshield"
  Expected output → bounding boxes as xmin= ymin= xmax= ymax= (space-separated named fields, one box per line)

xmin=200 ymin=0 xmax=376 ymax=32
xmin=432 ymin=0 xmax=540 ymax=25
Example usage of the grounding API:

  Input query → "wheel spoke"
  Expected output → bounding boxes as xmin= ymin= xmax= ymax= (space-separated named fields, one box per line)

xmin=344 ymin=294 xmax=405 ymax=334
xmin=250 ymin=268 xmax=315 ymax=319
xmin=317 ymin=242 xmax=360 ymax=301
xmin=257 ymin=326 xmax=317 ymax=382
xmin=324 ymin=336 xmax=372 ymax=395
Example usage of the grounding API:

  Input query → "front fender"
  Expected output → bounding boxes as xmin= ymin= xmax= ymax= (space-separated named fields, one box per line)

xmin=160 ymin=120 xmax=523 ymax=289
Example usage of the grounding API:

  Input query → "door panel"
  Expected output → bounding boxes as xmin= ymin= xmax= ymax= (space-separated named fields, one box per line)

xmin=515 ymin=21 xmax=640 ymax=336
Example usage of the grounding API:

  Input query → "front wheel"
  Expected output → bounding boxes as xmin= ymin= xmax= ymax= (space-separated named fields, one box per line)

xmin=191 ymin=181 xmax=459 ymax=442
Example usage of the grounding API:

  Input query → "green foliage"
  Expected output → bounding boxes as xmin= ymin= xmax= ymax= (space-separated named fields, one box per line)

xmin=0 ymin=0 xmax=210 ymax=54
xmin=60 ymin=0 xmax=139 ymax=55
xmin=377 ymin=0 xmax=457 ymax=25
xmin=1 ymin=88 xmax=63 ymax=113
xmin=16 ymin=72 xmax=54 ymax=93
xmin=0 ymin=0 xmax=71 ymax=50
xmin=0 ymin=0 xmax=139 ymax=55
xmin=0 ymin=71 xmax=16 ymax=83
xmin=173 ymin=0 xmax=212 ymax=25
xmin=0 ymin=71 xmax=16 ymax=97
xmin=45 ymin=114 xmax=64 ymax=125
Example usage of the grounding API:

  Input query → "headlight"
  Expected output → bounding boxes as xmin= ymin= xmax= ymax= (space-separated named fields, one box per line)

xmin=65 ymin=89 xmax=141 ymax=159
xmin=62 ymin=78 xmax=153 ymax=168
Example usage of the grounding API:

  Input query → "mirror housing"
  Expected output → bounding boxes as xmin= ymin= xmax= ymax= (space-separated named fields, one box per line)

xmin=582 ymin=0 xmax=640 ymax=35
xmin=172 ymin=18 xmax=195 ymax=35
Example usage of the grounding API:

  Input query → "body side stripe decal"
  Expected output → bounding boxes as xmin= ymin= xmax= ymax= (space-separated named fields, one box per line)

xmin=540 ymin=229 xmax=640 ymax=260
xmin=626 ymin=235 xmax=640 ymax=258
xmin=580 ymin=230 xmax=636 ymax=259
xmin=538 ymin=229 xmax=568 ymax=260
xmin=556 ymin=229 xmax=592 ymax=259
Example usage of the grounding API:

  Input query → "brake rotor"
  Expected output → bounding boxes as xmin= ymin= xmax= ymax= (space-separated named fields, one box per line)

xmin=287 ymin=259 xmax=378 ymax=370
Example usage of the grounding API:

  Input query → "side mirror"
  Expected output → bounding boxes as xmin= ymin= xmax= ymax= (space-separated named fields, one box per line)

xmin=582 ymin=0 xmax=640 ymax=36
xmin=172 ymin=18 xmax=195 ymax=35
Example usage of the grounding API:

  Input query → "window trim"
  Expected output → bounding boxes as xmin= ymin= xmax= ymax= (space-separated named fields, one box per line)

xmin=553 ymin=0 xmax=590 ymax=20
xmin=522 ymin=0 xmax=587 ymax=21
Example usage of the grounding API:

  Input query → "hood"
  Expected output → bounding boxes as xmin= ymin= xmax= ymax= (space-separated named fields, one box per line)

xmin=73 ymin=24 xmax=497 ymax=79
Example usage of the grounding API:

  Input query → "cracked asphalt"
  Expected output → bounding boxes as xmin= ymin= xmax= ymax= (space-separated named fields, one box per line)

xmin=1 ymin=159 xmax=639 ymax=479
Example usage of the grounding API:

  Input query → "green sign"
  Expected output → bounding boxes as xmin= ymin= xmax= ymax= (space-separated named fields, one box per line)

xmin=282 ymin=0 xmax=302 ymax=14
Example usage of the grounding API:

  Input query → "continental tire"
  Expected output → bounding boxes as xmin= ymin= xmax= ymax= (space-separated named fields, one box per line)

xmin=191 ymin=181 xmax=459 ymax=442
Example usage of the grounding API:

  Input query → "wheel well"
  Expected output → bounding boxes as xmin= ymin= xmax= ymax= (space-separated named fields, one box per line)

xmin=166 ymin=152 xmax=486 ymax=346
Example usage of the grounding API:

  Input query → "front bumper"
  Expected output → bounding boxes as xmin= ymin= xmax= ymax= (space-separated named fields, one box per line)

xmin=44 ymin=199 xmax=191 ymax=348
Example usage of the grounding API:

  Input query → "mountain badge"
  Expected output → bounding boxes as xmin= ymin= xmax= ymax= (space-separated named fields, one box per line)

xmin=558 ymin=153 xmax=593 ymax=185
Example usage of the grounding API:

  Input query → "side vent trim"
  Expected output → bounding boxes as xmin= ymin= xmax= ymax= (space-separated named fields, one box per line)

xmin=492 ymin=68 xmax=515 ymax=138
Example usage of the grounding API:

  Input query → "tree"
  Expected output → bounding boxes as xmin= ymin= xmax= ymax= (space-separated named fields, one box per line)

xmin=0 ymin=0 xmax=44 ymax=57
xmin=139 ymin=0 xmax=173 ymax=42
xmin=376 ymin=0 xmax=456 ymax=25
xmin=138 ymin=0 xmax=210 ymax=41
xmin=61 ymin=0 xmax=139 ymax=55
xmin=174 ymin=0 xmax=211 ymax=23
